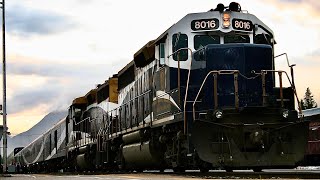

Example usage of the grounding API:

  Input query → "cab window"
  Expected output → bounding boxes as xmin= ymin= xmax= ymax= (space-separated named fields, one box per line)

xmin=254 ymin=33 xmax=272 ymax=45
xmin=172 ymin=33 xmax=188 ymax=61
xmin=224 ymin=34 xmax=250 ymax=44
xmin=194 ymin=35 xmax=220 ymax=50
xmin=159 ymin=43 xmax=165 ymax=65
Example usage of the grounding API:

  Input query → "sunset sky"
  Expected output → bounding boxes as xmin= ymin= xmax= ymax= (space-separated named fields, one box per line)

xmin=1 ymin=0 xmax=320 ymax=135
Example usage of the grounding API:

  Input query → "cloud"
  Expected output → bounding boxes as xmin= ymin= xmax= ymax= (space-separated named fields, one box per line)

xmin=4 ymin=56 xmax=120 ymax=115
xmin=6 ymin=75 xmax=76 ymax=114
xmin=285 ymin=0 xmax=320 ymax=9
xmin=8 ymin=86 xmax=59 ymax=114
xmin=311 ymin=49 xmax=320 ymax=56
xmin=280 ymin=0 xmax=301 ymax=2
xmin=7 ymin=5 xmax=76 ymax=37
xmin=272 ymin=0 xmax=320 ymax=15
xmin=7 ymin=56 xmax=113 ymax=78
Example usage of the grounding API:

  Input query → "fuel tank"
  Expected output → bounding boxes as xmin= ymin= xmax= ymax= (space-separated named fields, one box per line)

xmin=122 ymin=141 xmax=162 ymax=168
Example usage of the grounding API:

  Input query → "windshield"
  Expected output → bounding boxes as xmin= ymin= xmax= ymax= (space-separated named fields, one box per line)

xmin=224 ymin=34 xmax=250 ymax=44
xmin=194 ymin=34 xmax=220 ymax=50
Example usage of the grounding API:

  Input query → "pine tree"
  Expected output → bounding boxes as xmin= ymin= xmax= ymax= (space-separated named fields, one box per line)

xmin=300 ymin=87 xmax=317 ymax=110
xmin=300 ymin=99 xmax=306 ymax=110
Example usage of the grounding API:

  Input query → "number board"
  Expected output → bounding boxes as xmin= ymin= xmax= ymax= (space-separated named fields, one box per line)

xmin=191 ymin=18 xmax=219 ymax=31
xmin=232 ymin=18 xmax=253 ymax=31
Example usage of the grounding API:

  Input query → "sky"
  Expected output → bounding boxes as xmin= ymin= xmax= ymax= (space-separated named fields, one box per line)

xmin=1 ymin=0 xmax=319 ymax=135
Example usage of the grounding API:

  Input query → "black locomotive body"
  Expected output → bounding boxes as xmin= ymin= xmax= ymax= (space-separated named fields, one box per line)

xmin=13 ymin=2 xmax=308 ymax=173
xmin=190 ymin=44 xmax=307 ymax=171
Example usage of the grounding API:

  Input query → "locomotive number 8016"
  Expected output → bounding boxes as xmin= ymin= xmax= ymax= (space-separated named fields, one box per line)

xmin=232 ymin=18 xmax=253 ymax=31
xmin=191 ymin=18 xmax=219 ymax=31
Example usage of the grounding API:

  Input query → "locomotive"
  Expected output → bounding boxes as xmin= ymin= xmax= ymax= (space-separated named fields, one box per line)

xmin=12 ymin=2 xmax=308 ymax=173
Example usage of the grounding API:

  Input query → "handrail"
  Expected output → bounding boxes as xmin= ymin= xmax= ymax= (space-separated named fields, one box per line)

xmin=274 ymin=53 xmax=299 ymax=113
xmin=192 ymin=70 xmax=239 ymax=120
xmin=192 ymin=69 xmax=302 ymax=121
xmin=274 ymin=53 xmax=295 ymax=68
xmin=167 ymin=47 xmax=193 ymax=135
xmin=259 ymin=70 xmax=302 ymax=116
xmin=75 ymin=117 xmax=90 ymax=126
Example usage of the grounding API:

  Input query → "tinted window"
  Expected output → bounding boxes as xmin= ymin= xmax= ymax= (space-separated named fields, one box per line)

xmin=193 ymin=49 xmax=205 ymax=61
xmin=254 ymin=33 xmax=272 ymax=45
xmin=224 ymin=34 xmax=250 ymax=44
xmin=159 ymin=43 xmax=165 ymax=65
xmin=172 ymin=33 xmax=188 ymax=61
xmin=194 ymin=35 xmax=220 ymax=50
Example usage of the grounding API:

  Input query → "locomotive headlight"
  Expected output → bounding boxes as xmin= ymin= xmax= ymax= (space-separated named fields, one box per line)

xmin=215 ymin=110 xmax=223 ymax=119
xmin=282 ymin=109 xmax=289 ymax=118
xmin=222 ymin=12 xmax=231 ymax=28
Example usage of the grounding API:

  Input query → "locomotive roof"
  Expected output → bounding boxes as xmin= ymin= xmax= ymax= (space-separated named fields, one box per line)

xmin=85 ymin=89 xmax=97 ymax=98
xmin=152 ymin=9 xmax=274 ymax=45
xmin=97 ymin=76 xmax=118 ymax=92
xmin=134 ymin=40 xmax=155 ymax=68
xmin=72 ymin=96 xmax=87 ymax=107
xmin=118 ymin=60 xmax=134 ymax=77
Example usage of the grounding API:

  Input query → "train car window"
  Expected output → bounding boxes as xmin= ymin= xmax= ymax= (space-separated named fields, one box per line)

xmin=194 ymin=35 xmax=220 ymax=50
xmin=54 ymin=130 xmax=58 ymax=149
xmin=224 ymin=34 xmax=250 ymax=44
xmin=49 ymin=134 xmax=52 ymax=151
xmin=172 ymin=33 xmax=188 ymax=61
xmin=159 ymin=43 xmax=165 ymax=65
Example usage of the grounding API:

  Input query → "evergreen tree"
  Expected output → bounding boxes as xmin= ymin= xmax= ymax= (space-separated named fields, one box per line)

xmin=300 ymin=87 xmax=317 ymax=110
xmin=300 ymin=99 xmax=306 ymax=110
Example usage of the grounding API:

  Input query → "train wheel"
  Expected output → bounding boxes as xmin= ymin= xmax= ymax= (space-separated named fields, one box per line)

xmin=200 ymin=168 xmax=209 ymax=173
xmin=225 ymin=167 xmax=233 ymax=172
xmin=173 ymin=167 xmax=185 ymax=173
xmin=253 ymin=168 xmax=262 ymax=172
xmin=199 ymin=162 xmax=211 ymax=173
xmin=135 ymin=169 xmax=143 ymax=173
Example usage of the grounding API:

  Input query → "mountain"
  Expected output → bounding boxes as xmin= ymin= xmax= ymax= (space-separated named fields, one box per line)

xmin=3 ymin=110 xmax=67 ymax=155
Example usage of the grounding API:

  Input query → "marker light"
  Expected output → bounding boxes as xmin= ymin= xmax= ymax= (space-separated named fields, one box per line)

xmin=215 ymin=110 xmax=223 ymax=119
xmin=222 ymin=13 xmax=231 ymax=28
xmin=282 ymin=109 xmax=289 ymax=118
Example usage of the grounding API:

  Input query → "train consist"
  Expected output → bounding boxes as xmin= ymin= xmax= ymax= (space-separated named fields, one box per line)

xmin=9 ymin=2 xmax=309 ymax=173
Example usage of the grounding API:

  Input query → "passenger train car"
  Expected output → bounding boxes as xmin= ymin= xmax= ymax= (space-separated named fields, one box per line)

xmin=14 ymin=118 xmax=67 ymax=172
xmin=13 ymin=2 xmax=308 ymax=173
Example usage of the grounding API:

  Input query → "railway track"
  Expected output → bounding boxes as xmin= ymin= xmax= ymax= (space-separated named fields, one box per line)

xmin=177 ymin=170 xmax=320 ymax=179
xmin=15 ymin=169 xmax=318 ymax=179
xmin=3 ymin=170 xmax=320 ymax=179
